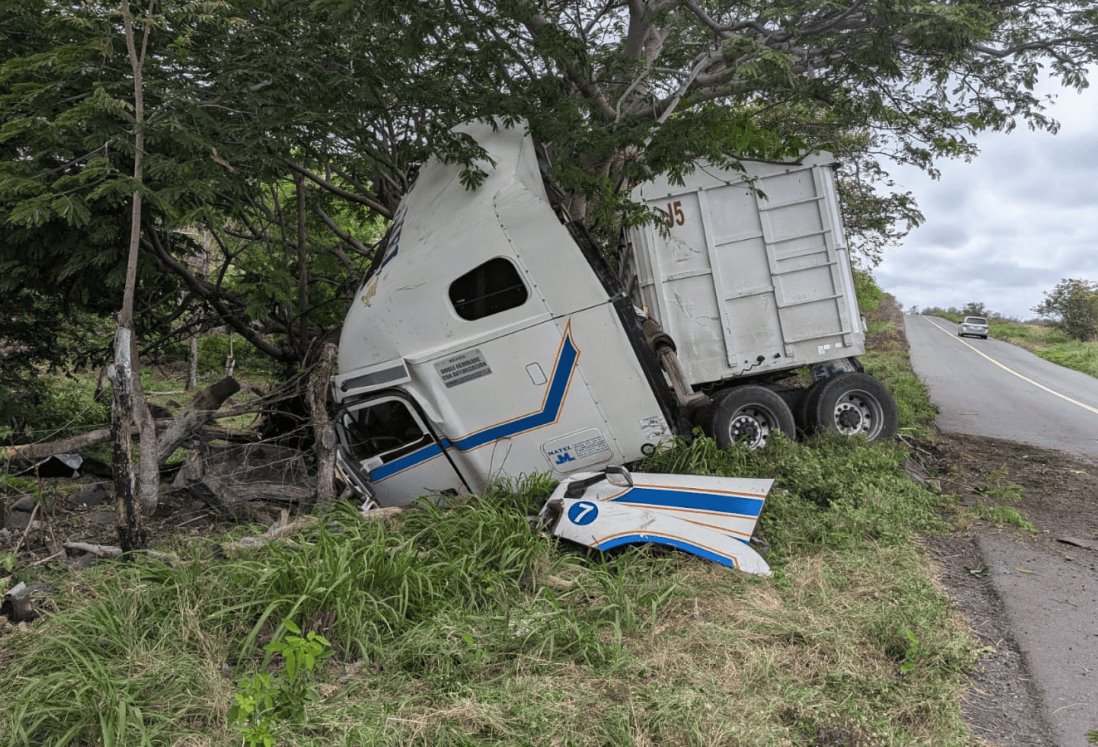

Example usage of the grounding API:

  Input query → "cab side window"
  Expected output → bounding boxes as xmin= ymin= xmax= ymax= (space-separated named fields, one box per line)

xmin=449 ymin=257 xmax=528 ymax=321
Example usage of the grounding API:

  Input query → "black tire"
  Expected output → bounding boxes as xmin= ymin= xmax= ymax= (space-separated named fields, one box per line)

xmin=795 ymin=380 xmax=826 ymax=435
xmin=707 ymin=385 xmax=796 ymax=450
xmin=810 ymin=373 xmax=898 ymax=442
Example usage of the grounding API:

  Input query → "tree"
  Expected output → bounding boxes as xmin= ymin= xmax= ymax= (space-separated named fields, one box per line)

xmin=108 ymin=0 xmax=159 ymax=551
xmin=962 ymin=302 xmax=989 ymax=318
xmin=1033 ymin=278 xmax=1098 ymax=341
xmin=4 ymin=0 xmax=1098 ymax=413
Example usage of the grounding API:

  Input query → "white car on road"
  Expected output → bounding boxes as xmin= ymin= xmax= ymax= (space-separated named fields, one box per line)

xmin=958 ymin=316 xmax=989 ymax=339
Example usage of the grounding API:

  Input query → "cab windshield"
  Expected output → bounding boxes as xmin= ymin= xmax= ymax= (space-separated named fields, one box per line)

xmin=339 ymin=398 xmax=432 ymax=464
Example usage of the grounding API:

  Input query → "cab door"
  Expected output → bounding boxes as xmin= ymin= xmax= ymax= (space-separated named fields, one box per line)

xmin=335 ymin=392 xmax=468 ymax=507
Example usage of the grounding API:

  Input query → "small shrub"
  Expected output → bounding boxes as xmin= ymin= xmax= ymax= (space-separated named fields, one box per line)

xmin=854 ymin=269 xmax=884 ymax=313
xmin=229 ymin=619 xmax=334 ymax=747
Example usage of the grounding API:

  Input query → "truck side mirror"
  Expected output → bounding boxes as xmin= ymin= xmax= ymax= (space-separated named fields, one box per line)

xmin=605 ymin=465 xmax=634 ymax=488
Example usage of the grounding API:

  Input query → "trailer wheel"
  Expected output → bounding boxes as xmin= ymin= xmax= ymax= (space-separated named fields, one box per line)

xmin=708 ymin=385 xmax=796 ymax=450
xmin=795 ymin=380 xmax=826 ymax=436
xmin=809 ymin=373 xmax=898 ymax=442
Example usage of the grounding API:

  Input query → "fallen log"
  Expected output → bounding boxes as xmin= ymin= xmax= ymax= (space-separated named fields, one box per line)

xmin=157 ymin=376 xmax=240 ymax=465
xmin=1 ymin=427 xmax=155 ymax=465
xmin=63 ymin=541 xmax=179 ymax=564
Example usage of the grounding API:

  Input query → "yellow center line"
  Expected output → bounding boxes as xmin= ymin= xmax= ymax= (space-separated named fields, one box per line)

xmin=924 ymin=318 xmax=1098 ymax=417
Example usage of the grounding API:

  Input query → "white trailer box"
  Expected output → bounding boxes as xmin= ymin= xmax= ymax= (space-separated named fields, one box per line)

xmin=623 ymin=155 xmax=864 ymax=388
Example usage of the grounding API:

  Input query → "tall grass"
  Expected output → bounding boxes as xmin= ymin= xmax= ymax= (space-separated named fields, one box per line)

xmin=2 ymin=431 xmax=976 ymax=746
xmin=991 ymin=319 xmax=1098 ymax=377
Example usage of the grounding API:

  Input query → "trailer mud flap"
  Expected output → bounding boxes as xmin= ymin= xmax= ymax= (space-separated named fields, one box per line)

xmin=539 ymin=468 xmax=772 ymax=576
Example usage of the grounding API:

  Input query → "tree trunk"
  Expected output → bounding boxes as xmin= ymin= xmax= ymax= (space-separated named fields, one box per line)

xmin=308 ymin=342 xmax=338 ymax=502
xmin=112 ymin=0 xmax=158 ymax=548
xmin=187 ymin=335 xmax=199 ymax=390
xmin=109 ymin=327 xmax=147 ymax=551
xmin=295 ymin=173 xmax=310 ymax=359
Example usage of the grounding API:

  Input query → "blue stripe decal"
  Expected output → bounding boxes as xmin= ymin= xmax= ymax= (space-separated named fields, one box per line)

xmin=370 ymin=441 xmax=446 ymax=480
xmin=451 ymin=334 xmax=577 ymax=451
xmin=370 ymin=328 xmax=578 ymax=482
xmin=596 ymin=534 xmax=737 ymax=569
xmin=610 ymin=488 xmax=764 ymax=518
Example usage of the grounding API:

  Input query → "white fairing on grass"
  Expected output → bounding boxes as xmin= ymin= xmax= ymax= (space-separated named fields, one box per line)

xmin=540 ymin=469 xmax=773 ymax=576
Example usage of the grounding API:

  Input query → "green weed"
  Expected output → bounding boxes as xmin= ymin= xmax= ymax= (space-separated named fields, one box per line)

xmin=970 ymin=506 xmax=1036 ymax=532
xmin=229 ymin=619 xmax=333 ymax=747
xmin=977 ymin=468 xmax=1025 ymax=503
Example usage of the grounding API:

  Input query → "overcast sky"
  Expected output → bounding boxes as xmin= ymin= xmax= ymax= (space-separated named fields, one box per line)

xmin=874 ymin=76 xmax=1098 ymax=320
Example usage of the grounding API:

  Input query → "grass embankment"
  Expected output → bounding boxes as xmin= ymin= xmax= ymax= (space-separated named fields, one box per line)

xmin=925 ymin=312 xmax=1098 ymax=379
xmin=1 ymin=300 xmax=978 ymax=746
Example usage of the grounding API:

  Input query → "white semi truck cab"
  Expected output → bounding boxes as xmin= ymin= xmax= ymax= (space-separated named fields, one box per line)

xmin=333 ymin=121 xmax=896 ymax=509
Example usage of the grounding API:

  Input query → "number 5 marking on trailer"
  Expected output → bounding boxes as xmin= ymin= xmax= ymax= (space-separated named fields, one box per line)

xmin=567 ymin=501 xmax=599 ymax=526
xmin=664 ymin=200 xmax=685 ymax=227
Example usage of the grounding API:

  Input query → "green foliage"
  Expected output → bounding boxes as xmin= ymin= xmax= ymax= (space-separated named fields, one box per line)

xmin=1033 ymin=278 xmax=1098 ymax=341
xmin=229 ymin=619 xmax=334 ymax=747
xmin=853 ymin=268 xmax=884 ymax=313
xmin=1 ymin=374 xmax=110 ymax=444
xmin=837 ymin=154 xmax=924 ymax=265
xmin=4 ymin=0 xmax=1098 ymax=375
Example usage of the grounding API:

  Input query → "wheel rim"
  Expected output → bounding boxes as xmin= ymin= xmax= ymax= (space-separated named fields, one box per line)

xmin=727 ymin=407 xmax=776 ymax=449
xmin=830 ymin=390 xmax=884 ymax=438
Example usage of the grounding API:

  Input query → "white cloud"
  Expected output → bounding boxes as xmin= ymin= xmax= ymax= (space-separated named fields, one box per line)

xmin=876 ymin=75 xmax=1098 ymax=319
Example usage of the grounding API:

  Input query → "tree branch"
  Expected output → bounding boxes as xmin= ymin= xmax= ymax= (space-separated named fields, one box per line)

xmin=143 ymin=227 xmax=289 ymax=361
xmin=287 ymin=163 xmax=393 ymax=218
xmin=314 ymin=205 xmax=374 ymax=259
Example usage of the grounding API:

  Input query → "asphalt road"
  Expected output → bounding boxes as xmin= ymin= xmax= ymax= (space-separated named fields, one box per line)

xmin=905 ymin=314 xmax=1098 ymax=747
xmin=904 ymin=315 xmax=1098 ymax=459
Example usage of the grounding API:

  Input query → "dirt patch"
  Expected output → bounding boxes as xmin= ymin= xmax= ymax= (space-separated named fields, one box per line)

xmin=918 ymin=432 xmax=1098 ymax=747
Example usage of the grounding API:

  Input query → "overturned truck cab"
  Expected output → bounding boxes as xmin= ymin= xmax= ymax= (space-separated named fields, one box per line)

xmin=333 ymin=123 xmax=679 ymax=509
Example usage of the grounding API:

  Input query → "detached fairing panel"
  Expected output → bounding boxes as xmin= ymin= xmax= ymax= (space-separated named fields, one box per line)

xmin=541 ymin=470 xmax=774 ymax=576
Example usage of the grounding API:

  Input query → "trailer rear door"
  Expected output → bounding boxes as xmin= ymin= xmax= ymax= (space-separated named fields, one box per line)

xmin=625 ymin=156 xmax=864 ymax=386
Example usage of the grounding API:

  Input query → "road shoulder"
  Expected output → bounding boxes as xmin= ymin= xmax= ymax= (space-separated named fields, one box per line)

xmin=920 ymin=433 xmax=1098 ymax=747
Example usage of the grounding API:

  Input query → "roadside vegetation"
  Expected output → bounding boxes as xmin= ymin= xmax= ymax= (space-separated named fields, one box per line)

xmin=983 ymin=320 xmax=1098 ymax=379
xmin=2 ymin=288 xmax=988 ymax=747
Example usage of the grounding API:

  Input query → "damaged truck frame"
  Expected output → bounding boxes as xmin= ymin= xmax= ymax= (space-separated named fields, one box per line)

xmin=331 ymin=122 xmax=897 ymax=575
